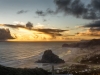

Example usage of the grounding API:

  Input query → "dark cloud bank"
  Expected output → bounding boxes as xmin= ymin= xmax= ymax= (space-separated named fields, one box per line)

xmin=0 ymin=28 xmax=14 ymax=40
xmin=84 ymin=20 xmax=100 ymax=32
xmin=36 ymin=0 xmax=100 ymax=20
xmin=76 ymin=20 xmax=100 ymax=36
xmin=53 ymin=0 xmax=100 ymax=36
xmin=84 ymin=20 xmax=100 ymax=28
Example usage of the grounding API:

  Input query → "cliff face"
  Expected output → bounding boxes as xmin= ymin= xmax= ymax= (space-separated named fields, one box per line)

xmin=36 ymin=50 xmax=65 ymax=64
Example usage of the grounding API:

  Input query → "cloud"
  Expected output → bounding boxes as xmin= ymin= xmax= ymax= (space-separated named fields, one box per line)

xmin=55 ymin=0 xmax=100 ymax=19
xmin=76 ymin=20 xmax=100 ymax=36
xmin=35 ymin=0 xmax=100 ymax=20
xmin=55 ymin=0 xmax=87 ymax=17
xmin=26 ymin=22 xmax=33 ymax=29
xmin=84 ymin=20 xmax=100 ymax=28
xmin=34 ymin=23 xmax=45 ymax=29
xmin=3 ymin=24 xmax=26 ymax=29
xmin=76 ymin=30 xmax=100 ymax=36
xmin=83 ymin=11 xmax=99 ymax=20
xmin=36 ymin=10 xmax=46 ymax=16
xmin=35 ymin=8 xmax=55 ymax=16
xmin=13 ymin=21 xmax=25 ymax=25
xmin=34 ymin=28 xmax=67 ymax=38
xmin=0 ymin=24 xmax=68 ymax=38
xmin=0 ymin=28 xmax=14 ymax=40
xmin=17 ymin=10 xmax=28 ymax=14
xmin=36 ymin=0 xmax=87 ymax=18
xmin=46 ymin=8 xmax=55 ymax=15
xmin=91 ymin=0 xmax=100 ymax=10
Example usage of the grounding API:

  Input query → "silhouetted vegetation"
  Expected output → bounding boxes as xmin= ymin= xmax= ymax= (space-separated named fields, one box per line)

xmin=0 ymin=64 xmax=100 ymax=75
xmin=0 ymin=65 xmax=48 ymax=75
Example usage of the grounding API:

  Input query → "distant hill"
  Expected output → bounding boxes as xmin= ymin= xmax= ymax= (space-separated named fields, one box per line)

xmin=62 ymin=39 xmax=100 ymax=48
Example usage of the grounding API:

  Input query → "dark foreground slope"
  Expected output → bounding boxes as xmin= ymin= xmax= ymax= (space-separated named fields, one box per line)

xmin=0 ymin=65 xmax=48 ymax=75
xmin=0 ymin=63 xmax=100 ymax=75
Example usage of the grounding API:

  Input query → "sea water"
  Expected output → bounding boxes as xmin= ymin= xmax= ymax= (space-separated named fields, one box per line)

xmin=0 ymin=41 xmax=78 ymax=68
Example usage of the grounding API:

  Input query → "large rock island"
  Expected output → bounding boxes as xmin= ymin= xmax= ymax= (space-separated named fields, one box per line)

xmin=36 ymin=50 xmax=65 ymax=64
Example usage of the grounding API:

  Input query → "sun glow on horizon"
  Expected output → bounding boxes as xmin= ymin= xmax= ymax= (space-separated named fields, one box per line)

xmin=9 ymin=28 xmax=55 ymax=41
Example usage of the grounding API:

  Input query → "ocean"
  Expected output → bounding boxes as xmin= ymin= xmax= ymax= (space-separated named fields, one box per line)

xmin=0 ymin=41 xmax=78 ymax=69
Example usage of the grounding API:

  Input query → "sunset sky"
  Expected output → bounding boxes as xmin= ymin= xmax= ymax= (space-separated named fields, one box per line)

xmin=0 ymin=0 xmax=100 ymax=41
